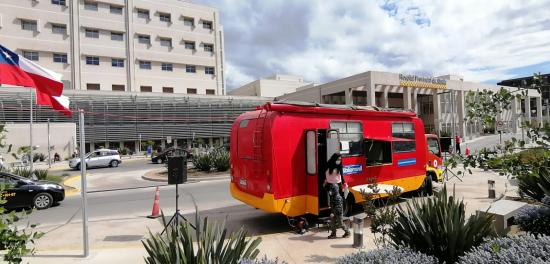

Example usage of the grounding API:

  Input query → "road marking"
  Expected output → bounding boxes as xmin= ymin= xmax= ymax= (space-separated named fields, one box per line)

xmin=63 ymin=174 xmax=83 ymax=197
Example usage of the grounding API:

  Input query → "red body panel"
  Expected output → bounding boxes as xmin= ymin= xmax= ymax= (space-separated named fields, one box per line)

xmin=230 ymin=103 xmax=427 ymax=202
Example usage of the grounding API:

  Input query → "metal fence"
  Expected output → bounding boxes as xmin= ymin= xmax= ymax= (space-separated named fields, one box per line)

xmin=0 ymin=88 xmax=269 ymax=144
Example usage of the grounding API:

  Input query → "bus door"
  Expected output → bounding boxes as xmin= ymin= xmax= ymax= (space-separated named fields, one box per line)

xmin=306 ymin=129 xmax=340 ymax=214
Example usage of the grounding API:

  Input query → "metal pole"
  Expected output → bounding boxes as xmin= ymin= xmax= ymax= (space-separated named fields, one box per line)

xmin=29 ymin=88 xmax=33 ymax=172
xmin=139 ymin=134 xmax=142 ymax=155
xmin=47 ymin=118 xmax=51 ymax=168
xmin=79 ymin=110 xmax=89 ymax=257
xmin=450 ymin=91 xmax=456 ymax=153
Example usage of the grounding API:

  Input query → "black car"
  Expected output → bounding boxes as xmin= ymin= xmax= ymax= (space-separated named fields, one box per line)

xmin=151 ymin=148 xmax=191 ymax=164
xmin=0 ymin=172 xmax=65 ymax=210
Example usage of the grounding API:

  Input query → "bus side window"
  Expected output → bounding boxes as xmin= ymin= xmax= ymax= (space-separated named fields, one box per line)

xmin=329 ymin=121 xmax=363 ymax=156
xmin=365 ymin=139 xmax=392 ymax=166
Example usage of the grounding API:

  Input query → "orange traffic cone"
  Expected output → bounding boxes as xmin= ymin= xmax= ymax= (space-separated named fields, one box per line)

xmin=147 ymin=186 xmax=161 ymax=219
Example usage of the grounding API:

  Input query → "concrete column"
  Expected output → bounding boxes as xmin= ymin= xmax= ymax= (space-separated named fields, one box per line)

xmin=457 ymin=90 xmax=466 ymax=139
xmin=119 ymin=141 xmax=125 ymax=149
xmin=382 ymin=86 xmax=389 ymax=108
xmin=220 ymin=137 xmax=224 ymax=146
xmin=134 ymin=140 xmax=140 ymax=155
xmin=536 ymin=96 xmax=543 ymax=127
xmin=174 ymin=139 xmax=178 ymax=148
xmin=412 ymin=88 xmax=419 ymax=114
xmin=90 ymin=142 xmax=95 ymax=151
xmin=161 ymin=139 xmax=166 ymax=148
xmin=124 ymin=0 xmax=136 ymax=91
xmin=367 ymin=82 xmax=376 ymax=107
xmin=511 ymin=97 xmax=519 ymax=133
xmin=69 ymin=0 xmax=82 ymax=90
xmin=345 ymin=88 xmax=353 ymax=105
xmin=187 ymin=139 xmax=192 ymax=148
xmin=104 ymin=142 xmax=109 ymax=149
xmin=208 ymin=138 xmax=214 ymax=147
xmin=403 ymin=87 xmax=412 ymax=110
xmin=525 ymin=96 xmax=531 ymax=125
xmin=433 ymin=90 xmax=441 ymax=134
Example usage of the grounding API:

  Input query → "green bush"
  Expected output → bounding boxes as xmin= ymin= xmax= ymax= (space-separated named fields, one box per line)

xmin=516 ymin=148 xmax=549 ymax=165
xmin=458 ymin=234 xmax=550 ymax=264
xmin=142 ymin=210 xmax=261 ymax=264
xmin=517 ymin=167 xmax=550 ymax=201
xmin=335 ymin=246 xmax=438 ymax=264
xmin=193 ymin=152 xmax=212 ymax=172
xmin=211 ymin=149 xmax=230 ymax=172
xmin=516 ymin=196 xmax=550 ymax=236
xmin=9 ymin=168 xmax=49 ymax=181
xmin=389 ymin=185 xmax=495 ymax=264
xmin=32 ymin=153 xmax=46 ymax=162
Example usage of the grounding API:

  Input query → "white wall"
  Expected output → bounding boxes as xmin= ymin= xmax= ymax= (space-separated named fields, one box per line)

xmin=2 ymin=123 xmax=77 ymax=163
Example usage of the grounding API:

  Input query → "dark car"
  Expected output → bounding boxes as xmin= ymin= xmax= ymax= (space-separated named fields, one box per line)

xmin=151 ymin=147 xmax=191 ymax=164
xmin=0 ymin=172 xmax=65 ymax=210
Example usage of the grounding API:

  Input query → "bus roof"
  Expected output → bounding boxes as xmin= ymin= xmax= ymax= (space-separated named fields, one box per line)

xmin=258 ymin=101 xmax=417 ymax=118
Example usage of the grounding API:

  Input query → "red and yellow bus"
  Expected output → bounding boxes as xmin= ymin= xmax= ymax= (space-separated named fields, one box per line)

xmin=230 ymin=102 xmax=433 ymax=217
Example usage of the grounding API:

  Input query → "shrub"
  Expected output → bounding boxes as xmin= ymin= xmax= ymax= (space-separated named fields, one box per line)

xmin=8 ymin=168 xmax=49 ymax=181
xmin=32 ymin=153 xmax=46 ymax=162
xmin=211 ymin=149 xmax=230 ymax=172
xmin=239 ymin=256 xmax=288 ymax=264
xmin=517 ymin=167 xmax=550 ymax=202
xmin=142 ymin=209 xmax=261 ymax=264
xmin=516 ymin=196 xmax=550 ymax=236
xmin=389 ymin=185 xmax=495 ymax=264
xmin=193 ymin=152 xmax=212 ymax=172
xmin=335 ymin=246 xmax=438 ymax=264
xmin=458 ymin=234 xmax=550 ymax=264
xmin=118 ymin=148 xmax=129 ymax=156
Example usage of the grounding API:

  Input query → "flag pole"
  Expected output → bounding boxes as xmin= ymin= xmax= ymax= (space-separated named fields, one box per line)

xmin=29 ymin=88 xmax=33 ymax=172
xmin=79 ymin=109 xmax=89 ymax=257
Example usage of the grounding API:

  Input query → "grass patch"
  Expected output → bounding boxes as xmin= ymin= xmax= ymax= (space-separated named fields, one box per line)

xmin=45 ymin=174 xmax=63 ymax=184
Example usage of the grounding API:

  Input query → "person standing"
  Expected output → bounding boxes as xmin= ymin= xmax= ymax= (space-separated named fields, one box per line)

xmin=455 ymin=134 xmax=461 ymax=154
xmin=325 ymin=153 xmax=350 ymax=239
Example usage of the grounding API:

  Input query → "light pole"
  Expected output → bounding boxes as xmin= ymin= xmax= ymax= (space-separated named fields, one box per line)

xmin=437 ymin=91 xmax=456 ymax=152
xmin=47 ymin=118 xmax=51 ymax=168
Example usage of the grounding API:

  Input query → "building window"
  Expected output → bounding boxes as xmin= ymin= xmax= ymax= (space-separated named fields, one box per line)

xmin=137 ymin=9 xmax=149 ymax=20
xmin=21 ymin=19 xmax=37 ymax=32
xmin=159 ymin=12 xmax=171 ymax=23
xmin=162 ymin=87 xmax=173 ymax=93
xmin=85 ymin=28 xmax=99 ymax=38
xmin=22 ymin=51 xmax=39 ymax=61
xmin=138 ymin=34 xmax=150 ymax=45
xmin=139 ymin=60 xmax=151 ymax=69
xmin=111 ymin=58 xmax=124 ymax=67
xmin=84 ymin=1 xmax=98 ymax=11
xmin=112 ymin=85 xmax=125 ymax=91
xmin=110 ymin=5 xmax=123 ymax=14
xmin=160 ymin=38 xmax=172 ymax=48
xmin=183 ymin=17 xmax=194 ymax=27
xmin=86 ymin=56 xmax=99 ymax=65
xmin=140 ymin=86 xmax=152 ymax=92
xmin=53 ymin=53 xmax=67 ymax=63
xmin=161 ymin=63 xmax=173 ymax=71
xmin=86 ymin=83 xmax=100 ymax=90
xmin=111 ymin=32 xmax=123 ymax=41
xmin=206 ymin=89 xmax=215 ymax=95
xmin=51 ymin=0 xmax=66 ymax=6
xmin=203 ymin=44 xmax=214 ymax=52
xmin=202 ymin=20 xmax=213 ymax=30
xmin=187 ymin=88 xmax=197 ymax=94
xmin=51 ymin=23 xmax=67 ymax=35
xmin=184 ymin=41 xmax=195 ymax=50
xmin=185 ymin=65 xmax=196 ymax=73
xmin=205 ymin=67 xmax=215 ymax=75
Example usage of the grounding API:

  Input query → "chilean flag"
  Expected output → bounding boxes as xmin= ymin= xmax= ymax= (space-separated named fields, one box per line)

xmin=0 ymin=44 xmax=71 ymax=116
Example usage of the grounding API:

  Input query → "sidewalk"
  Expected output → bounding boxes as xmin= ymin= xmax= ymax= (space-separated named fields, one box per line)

xmin=22 ymin=167 xmax=517 ymax=264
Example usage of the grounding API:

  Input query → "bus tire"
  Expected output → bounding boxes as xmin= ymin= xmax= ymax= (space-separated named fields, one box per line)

xmin=343 ymin=195 xmax=355 ymax=217
xmin=420 ymin=174 xmax=433 ymax=196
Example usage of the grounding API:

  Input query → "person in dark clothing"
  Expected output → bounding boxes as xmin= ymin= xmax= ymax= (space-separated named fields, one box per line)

xmin=324 ymin=153 xmax=350 ymax=239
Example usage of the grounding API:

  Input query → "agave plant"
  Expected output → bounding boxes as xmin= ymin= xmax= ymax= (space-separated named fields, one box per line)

xmin=142 ymin=207 xmax=261 ymax=264
xmin=211 ymin=149 xmax=230 ymax=172
xmin=517 ymin=166 xmax=550 ymax=202
xmin=193 ymin=152 xmax=212 ymax=172
xmin=389 ymin=185 xmax=495 ymax=263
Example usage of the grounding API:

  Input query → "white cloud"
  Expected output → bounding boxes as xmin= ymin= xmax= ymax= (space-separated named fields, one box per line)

xmin=196 ymin=0 xmax=550 ymax=89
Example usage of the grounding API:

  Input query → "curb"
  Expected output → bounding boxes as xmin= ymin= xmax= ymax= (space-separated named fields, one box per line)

xmin=62 ymin=174 xmax=83 ymax=197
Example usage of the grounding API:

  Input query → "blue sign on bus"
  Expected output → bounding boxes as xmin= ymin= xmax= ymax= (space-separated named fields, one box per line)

xmin=343 ymin=164 xmax=363 ymax=175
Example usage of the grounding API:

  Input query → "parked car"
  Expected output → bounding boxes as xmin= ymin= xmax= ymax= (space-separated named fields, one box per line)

xmin=69 ymin=149 xmax=122 ymax=170
xmin=0 ymin=172 xmax=65 ymax=210
xmin=151 ymin=147 xmax=191 ymax=164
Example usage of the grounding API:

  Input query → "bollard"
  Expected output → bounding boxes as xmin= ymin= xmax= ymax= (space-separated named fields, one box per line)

xmin=352 ymin=213 xmax=366 ymax=248
xmin=488 ymin=180 xmax=496 ymax=198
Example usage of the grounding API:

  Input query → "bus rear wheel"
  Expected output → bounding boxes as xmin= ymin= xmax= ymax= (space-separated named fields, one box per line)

xmin=420 ymin=174 xmax=433 ymax=196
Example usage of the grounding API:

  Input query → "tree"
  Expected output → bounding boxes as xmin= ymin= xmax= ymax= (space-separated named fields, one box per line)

xmin=0 ymin=123 xmax=43 ymax=263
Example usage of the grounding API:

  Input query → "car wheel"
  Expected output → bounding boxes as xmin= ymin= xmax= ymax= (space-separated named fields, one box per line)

xmin=420 ymin=174 xmax=433 ymax=196
xmin=157 ymin=158 xmax=163 ymax=164
xmin=33 ymin=192 xmax=53 ymax=210
xmin=110 ymin=160 xmax=119 ymax=167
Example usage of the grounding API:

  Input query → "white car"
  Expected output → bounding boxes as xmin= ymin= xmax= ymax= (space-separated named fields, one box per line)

xmin=69 ymin=149 xmax=122 ymax=170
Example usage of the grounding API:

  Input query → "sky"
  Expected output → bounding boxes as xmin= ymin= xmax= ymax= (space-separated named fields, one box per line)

xmin=193 ymin=0 xmax=550 ymax=90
